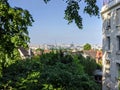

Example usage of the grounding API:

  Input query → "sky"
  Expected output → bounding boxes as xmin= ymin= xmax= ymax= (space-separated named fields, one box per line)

xmin=8 ymin=0 xmax=103 ymax=45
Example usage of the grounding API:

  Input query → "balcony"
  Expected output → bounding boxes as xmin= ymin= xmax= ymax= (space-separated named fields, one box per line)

xmin=101 ymin=0 xmax=120 ymax=13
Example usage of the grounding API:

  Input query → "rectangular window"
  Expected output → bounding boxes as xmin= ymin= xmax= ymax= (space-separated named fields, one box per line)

xmin=105 ymin=60 xmax=110 ymax=76
xmin=118 ymin=64 xmax=120 ymax=89
xmin=107 ymin=37 xmax=110 ymax=50
xmin=108 ymin=0 xmax=114 ymax=3
xmin=117 ymin=36 xmax=120 ymax=50
xmin=106 ymin=13 xmax=111 ymax=30
xmin=117 ymin=64 xmax=120 ymax=80
xmin=116 ymin=8 xmax=120 ymax=27
xmin=107 ymin=19 xmax=111 ymax=29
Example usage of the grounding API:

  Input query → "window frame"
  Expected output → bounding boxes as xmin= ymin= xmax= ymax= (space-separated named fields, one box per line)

xmin=116 ymin=8 xmax=120 ymax=27
xmin=106 ymin=12 xmax=111 ymax=30
xmin=107 ymin=36 xmax=111 ymax=50
xmin=117 ymin=36 xmax=120 ymax=51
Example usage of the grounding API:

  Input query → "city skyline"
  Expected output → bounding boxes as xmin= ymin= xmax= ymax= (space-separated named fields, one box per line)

xmin=8 ymin=0 xmax=103 ymax=45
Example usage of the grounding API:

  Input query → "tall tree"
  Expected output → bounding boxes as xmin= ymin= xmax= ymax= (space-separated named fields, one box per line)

xmin=0 ymin=0 xmax=34 ymax=68
xmin=44 ymin=0 xmax=99 ymax=29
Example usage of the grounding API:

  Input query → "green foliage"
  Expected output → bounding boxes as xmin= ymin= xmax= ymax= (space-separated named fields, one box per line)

xmin=43 ymin=0 xmax=99 ymax=29
xmin=0 ymin=51 xmax=101 ymax=90
xmin=64 ymin=0 xmax=83 ymax=29
xmin=0 ymin=0 xmax=34 ymax=73
xmin=84 ymin=0 xmax=99 ymax=16
xmin=40 ymin=51 xmax=101 ymax=90
xmin=0 ymin=59 xmax=41 ymax=90
xmin=83 ymin=43 xmax=92 ymax=50
xmin=0 ymin=0 xmax=33 ymax=53
xmin=76 ymin=54 xmax=100 ymax=76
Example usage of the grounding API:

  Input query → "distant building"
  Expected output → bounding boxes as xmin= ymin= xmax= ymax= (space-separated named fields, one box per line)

xmin=92 ymin=44 xmax=102 ymax=50
xmin=96 ymin=50 xmax=102 ymax=64
xmin=82 ymin=50 xmax=103 ymax=64
xmin=82 ymin=50 xmax=97 ymax=59
xmin=18 ymin=47 xmax=32 ymax=59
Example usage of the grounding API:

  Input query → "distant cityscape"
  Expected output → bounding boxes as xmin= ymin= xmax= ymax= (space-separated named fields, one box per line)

xmin=29 ymin=43 xmax=102 ymax=51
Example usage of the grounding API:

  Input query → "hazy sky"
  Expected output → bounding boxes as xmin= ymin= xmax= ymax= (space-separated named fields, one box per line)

xmin=8 ymin=0 xmax=103 ymax=45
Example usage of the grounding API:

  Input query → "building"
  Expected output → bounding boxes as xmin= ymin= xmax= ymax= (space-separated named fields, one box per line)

xmin=18 ymin=47 xmax=32 ymax=59
xmin=96 ymin=50 xmax=102 ymax=64
xmin=82 ymin=50 xmax=97 ymax=59
xmin=101 ymin=0 xmax=120 ymax=90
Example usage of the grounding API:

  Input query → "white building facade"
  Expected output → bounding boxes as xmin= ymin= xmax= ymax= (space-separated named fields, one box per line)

xmin=101 ymin=0 xmax=120 ymax=90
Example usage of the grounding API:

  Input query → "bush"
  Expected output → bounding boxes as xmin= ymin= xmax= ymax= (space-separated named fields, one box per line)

xmin=0 ymin=59 xmax=41 ymax=90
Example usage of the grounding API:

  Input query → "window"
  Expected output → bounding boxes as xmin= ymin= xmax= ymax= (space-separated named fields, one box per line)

xmin=117 ymin=64 xmax=120 ymax=80
xmin=107 ymin=19 xmax=111 ymax=30
xmin=108 ymin=0 xmax=114 ymax=3
xmin=118 ymin=64 xmax=120 ymax=89
xmin=107 ymin=36 xmax=110 ymax=50
xmin=116 ymin=8 xmax=120 ymax=27
xmin=105 ymin=60 xmax=110 ymax=72
xmin=106 ymin=13 xmax=111 ymax=30
xmin=117 ymin=36 xmax=120 ymax=50
xmin=106 ymin=60 xmax=110 ymax=64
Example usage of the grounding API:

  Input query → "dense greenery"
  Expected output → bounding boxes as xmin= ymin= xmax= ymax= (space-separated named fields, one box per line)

xmin=0 ymin=51 xmax=101 ymax=90
xmin=0 ymin=0 xmax=34 ymax=72
xmin=40 ymin=51 xmax=101 ymax=90
xmin=0 ymin=59 xmax=41 ymax=90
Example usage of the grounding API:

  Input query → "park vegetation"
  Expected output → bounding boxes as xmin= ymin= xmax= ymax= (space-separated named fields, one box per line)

xmin=0 ymin=51 xmax=101 ymax=90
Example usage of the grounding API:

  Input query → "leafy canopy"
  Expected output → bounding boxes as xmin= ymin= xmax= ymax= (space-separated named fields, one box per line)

xmin=0 ymin=0 xmax=34 ymax=62
xmin=83 ymin=43 xmax=92 ymax=50
xmin=39 ymin=51 xmax=101 ymax=90
xmin=44 ymin=0 xmax=99 ymax=29
xmin=0 ymin=51 xmax=101 ymax=90
xmin=0 ymin=0 xmax=34 ymax=73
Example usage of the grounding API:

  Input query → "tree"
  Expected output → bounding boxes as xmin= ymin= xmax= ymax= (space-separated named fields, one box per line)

xmin=39 ymin=51 xmax=100 ymax=90
xmin=0 ymin=0 xmax=34 ymax=76
xmin=83 ymin=43 xmax=92 ymax=50
xmin=0 ymin=1 xmax=34 ymax=56
xmin=44 ymin=0 xmax=99 ymax=29
xmin=76 ymin=54 xmax=101 ymax=76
